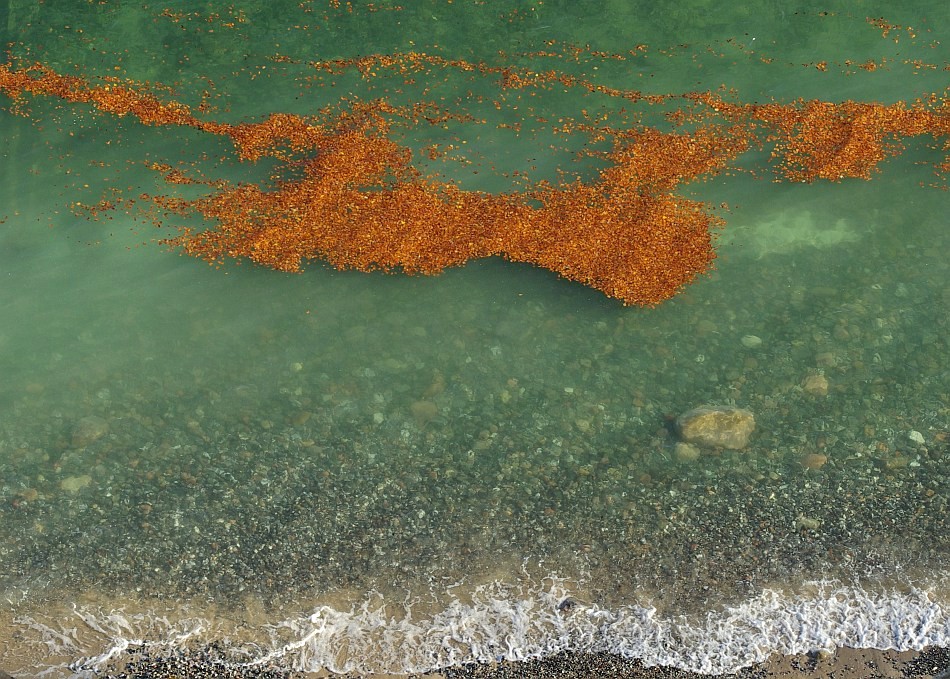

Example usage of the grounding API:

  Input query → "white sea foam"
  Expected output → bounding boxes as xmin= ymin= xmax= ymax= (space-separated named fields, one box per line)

xmin=13 ymin=576 xmax=950 ymax=677
xmin=15 ymin=608 xmax=210 ymax=678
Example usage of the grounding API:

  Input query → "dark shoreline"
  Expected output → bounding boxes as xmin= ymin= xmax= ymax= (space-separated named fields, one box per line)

xmin=7 ymin=645 xmax=940 ymax=679
xmin=440 ymin=647 xmax=950 ymax=678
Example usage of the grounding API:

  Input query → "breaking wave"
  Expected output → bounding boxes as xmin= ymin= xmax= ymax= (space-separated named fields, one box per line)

xmin=15 ymin=576 xmax=950 ymax=677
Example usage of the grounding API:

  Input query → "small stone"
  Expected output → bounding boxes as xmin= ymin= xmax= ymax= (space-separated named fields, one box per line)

xmin=71 ymin=416 xmax=109 ymax=447
xmin=60 ymin=474 xmax=92 ymax=493
xmin=795 ymin=514 xmax=821 ymax=530
xmin=801 ymin=453 xmax=828 ymax=470
xmin=16 ymin=488 xmax=39 ymax=502
xmin=802 ymin=374 xmax=829 ymax=397
xmin=740 ymin=335 xmax=763 ymax=349
xmin=424 ymin=373 xmax=446 ymax=397
xmin=832 ymin=325 xmax=851 ymax=341
xmin=884 ymin=456 xmax=910 ymax=470
xmin=676 ymin=405 xmax=756 ymax=450
xmin=673 ymin=442 xmax=701 ymax=463
xmin=908 ymin=430 xmax=925 ymax=445
xmin=410 ymin=400 xmax=439 ymax=425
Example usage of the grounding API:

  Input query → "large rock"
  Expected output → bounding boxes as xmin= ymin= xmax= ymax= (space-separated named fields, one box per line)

xmin=676 ymin=405 xmax=755 ymax=450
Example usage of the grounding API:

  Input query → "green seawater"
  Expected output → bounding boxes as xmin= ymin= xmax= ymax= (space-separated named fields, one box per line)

xmin=0 ymin=1 xmax=948 ymax=675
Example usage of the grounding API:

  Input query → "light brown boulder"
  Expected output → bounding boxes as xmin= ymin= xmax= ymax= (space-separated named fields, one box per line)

xmin=676 ymin=405 xmax=755 ymax=450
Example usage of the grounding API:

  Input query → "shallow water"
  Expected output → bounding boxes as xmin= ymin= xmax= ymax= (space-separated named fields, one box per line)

xmin=0 ymin=1 xmax=948 ymax=675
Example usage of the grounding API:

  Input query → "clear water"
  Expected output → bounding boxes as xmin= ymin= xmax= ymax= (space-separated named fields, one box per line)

xmin=0 ymin=0 xmax=948 ymax=675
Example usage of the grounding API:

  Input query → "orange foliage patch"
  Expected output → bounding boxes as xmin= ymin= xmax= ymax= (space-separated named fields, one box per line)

xmin=0 ymin=58 xmax=947 ymax=305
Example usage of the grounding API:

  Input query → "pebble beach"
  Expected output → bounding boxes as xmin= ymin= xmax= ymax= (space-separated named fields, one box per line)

xmin=1 ymin=1 xmax=949 ymax=677
xmin=5 ymin=645 xmax=945 ymax=678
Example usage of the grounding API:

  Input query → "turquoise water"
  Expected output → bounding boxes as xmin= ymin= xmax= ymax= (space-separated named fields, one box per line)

xmin=0 ymin=1 xmax=948 ymax=675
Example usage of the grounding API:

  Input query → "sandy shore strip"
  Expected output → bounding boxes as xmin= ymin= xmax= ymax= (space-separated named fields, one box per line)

xmin=2 ymin=645 xmax=947 ymax=678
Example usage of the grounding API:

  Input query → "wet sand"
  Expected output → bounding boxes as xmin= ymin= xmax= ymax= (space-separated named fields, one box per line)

xmin=2 ymin=645 xmax=946 ymax=678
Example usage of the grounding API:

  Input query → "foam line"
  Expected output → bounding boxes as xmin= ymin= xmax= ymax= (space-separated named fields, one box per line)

xmin=242 ymin=580 xmax=950 ymax=674
xmin=17 ymin=578 xmax=950 ymax=677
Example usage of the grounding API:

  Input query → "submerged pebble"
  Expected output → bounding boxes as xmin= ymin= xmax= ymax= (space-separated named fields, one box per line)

xmin=673 ymin=442 xmax=701 ymax=463
xmin=70 ymin=415 xmax=109 ymax=447
xmin=802 ymin=374 xmax=829 ymax=397
xmin=740 ymin=334 xmax=763 ymax=349
xmin=59 ymin=474 xmax=92 ymax=493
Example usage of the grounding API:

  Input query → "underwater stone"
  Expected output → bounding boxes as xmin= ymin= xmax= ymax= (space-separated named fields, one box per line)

xmin=673 ymin=442 xmax=702 ymax=463
xmin=676 ymin=406 xmax=755 ymax=450
xmin=802 ymin=374 xmax=830 ymax=397
xmin=71 ymin=415 xmax=109 ymax=447
xmin=740 ymin=335 xmax=763 ymax=349
xmin=60 ymin=474 xmax=92 ymax=493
